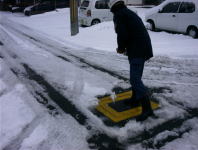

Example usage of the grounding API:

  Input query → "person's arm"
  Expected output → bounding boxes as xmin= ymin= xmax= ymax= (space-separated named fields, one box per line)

xmin=114 ymin=16 xmax=128 ymax=53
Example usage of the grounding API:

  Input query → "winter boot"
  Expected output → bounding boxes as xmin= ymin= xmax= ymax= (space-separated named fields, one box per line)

xmin=124 ymin=90 xmax=140 ymax=107
xmin=136 ymin=95 xmax=154 ymax=122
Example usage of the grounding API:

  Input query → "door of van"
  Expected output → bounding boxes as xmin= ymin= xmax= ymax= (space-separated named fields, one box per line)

xmin=93 ymin=0 xmax=112 ymax=22
xmin=79 ymin=0 xmax=90 ymax=17
xmin=156 ymin=2 xmax=180 ymax=31
xmin=177 ymin=2 xmax=197 ymax=33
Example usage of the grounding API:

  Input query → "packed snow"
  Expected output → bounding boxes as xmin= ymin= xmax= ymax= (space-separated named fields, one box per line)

xmin=0 ymin=6 xmax=198 ymax=150
xmin=1 ymin=8 xmax=198 ymax=58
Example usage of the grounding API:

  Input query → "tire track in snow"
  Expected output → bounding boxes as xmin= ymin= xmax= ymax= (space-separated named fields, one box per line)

xmin=0 ymin=44 xmax=61 ymax=117
xmin=127 ymin=115 xmax=195 ymax=149
xmin=22 ymin=63 xmax=126 ymax=150
xmin=2 ymin=20 xmax=198 ymax=149
xmin=3 ymin=115 xmax=45 ymax=150
xmin=22 ymin=63 xmax=87 ymax=125
xmin=0 ymin=40 xmax=4 ymax=45
xmin=25 ymin=33 xmax=129 ymax=82
xmin=18 ymin=63 xmax=126 ymax=150
xmin=126 ymin=96 xmax=198 ymax=149
xmin=2 ymin=22 xmax=129 ymax=82
xmin=0 ymin=22 xmax=127 ymax=149
xmin=1 ymin=45 xmax=126 ymax=150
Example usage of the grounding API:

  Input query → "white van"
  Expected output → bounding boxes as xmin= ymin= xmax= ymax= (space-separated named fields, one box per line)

xmin=145 ymin=0 xmax=198 ymax=38
xmin=79 ymin=0 xmax=113 ymax=26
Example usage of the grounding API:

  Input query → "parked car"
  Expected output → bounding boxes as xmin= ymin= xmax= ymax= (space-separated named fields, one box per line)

xmin=55 ymin=0 xmax=70 ymax=8
xmin=79 ymin=0 xmax=137 ymax=26
xmin=11 ymin=6 xmax=24 ymax=13
xmin=24 ymin=1 xmax=55 ymax=16
xmin=79 ymin=0 xmax=112 ymax=26
xmin=145 ymin=0 xmax=198 ymax=38
xmin=24 ymin=0 xmax=69 ymax=16
xmin=0 ymin=0 xmax=16 ymax=11
xmin=9 ymin=0 xmax=35 ymax=13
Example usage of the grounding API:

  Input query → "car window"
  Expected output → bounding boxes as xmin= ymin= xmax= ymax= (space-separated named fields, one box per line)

xmin=95 ymin=0 xmax=109 ymax=9
xmin=161 ymin=2 xmax=180 ymax=13
xmin=179 ymin=2 xmax=195 ymax=13
xmin=42 ymin=1 xmax=51 ymax=5
xmin=81 ymin=0 xmax=89 ymax=7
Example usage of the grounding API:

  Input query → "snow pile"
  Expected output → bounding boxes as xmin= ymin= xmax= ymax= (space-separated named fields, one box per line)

xmin=3 ymin=7 xmax=198 ymax=58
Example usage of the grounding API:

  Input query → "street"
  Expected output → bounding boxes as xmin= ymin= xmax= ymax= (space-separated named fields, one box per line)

xmin=1 ymin=8 xmax=198 ymax=150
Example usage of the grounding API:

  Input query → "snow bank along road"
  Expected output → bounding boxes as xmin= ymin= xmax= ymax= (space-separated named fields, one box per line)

xmin=1 ymin=18 xmax=198 ymax=150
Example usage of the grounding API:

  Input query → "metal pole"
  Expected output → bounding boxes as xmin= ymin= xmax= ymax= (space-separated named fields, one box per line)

xmin=70 ymin=0 xmax=79 ymax=36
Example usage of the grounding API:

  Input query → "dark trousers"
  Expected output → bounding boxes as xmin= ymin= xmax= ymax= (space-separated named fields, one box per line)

xmin=128 ymin=58 xmax=147 ymax=100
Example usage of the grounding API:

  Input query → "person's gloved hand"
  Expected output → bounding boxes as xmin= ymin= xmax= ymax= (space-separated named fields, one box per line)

xmin=116 ymin=48 xmax=126 ymax=54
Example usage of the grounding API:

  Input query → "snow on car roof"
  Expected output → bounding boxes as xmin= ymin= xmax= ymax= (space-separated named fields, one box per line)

xmin=24 ymin=3 xmax=39 ymax=12
xmin=145 ymin=0 xmax=198 ymax=18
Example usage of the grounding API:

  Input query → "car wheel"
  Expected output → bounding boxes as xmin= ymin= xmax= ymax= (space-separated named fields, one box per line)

xmin=147 ymin=20 xmax=155 ymax=31
xmin=91 ymin=19 xmax=100 ymax=26
xmin=188 ymin=27 xmax=198 ymax=39
xmin=25 ymin=11 xmax=31 ymax=16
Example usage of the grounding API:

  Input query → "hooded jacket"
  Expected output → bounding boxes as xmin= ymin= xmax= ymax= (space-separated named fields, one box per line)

xmin=111 ymin=4 xmax=153 ymax=60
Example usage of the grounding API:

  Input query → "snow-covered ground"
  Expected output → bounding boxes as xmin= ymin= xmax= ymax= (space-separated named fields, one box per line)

xmin=0 ymin=7 xmax=198 ymax=150
xmin=1 ymin=8 xmax=198 ymax=58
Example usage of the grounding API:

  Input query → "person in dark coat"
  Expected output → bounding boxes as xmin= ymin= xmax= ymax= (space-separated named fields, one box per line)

xmin=109 ymin=0 xmax=154 ymax=121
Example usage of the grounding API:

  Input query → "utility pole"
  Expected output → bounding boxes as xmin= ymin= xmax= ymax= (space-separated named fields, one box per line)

xmin=70 ymin=0 xmax=79 ymax=36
